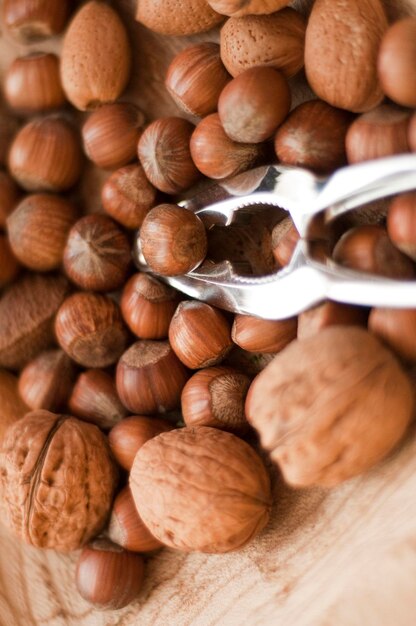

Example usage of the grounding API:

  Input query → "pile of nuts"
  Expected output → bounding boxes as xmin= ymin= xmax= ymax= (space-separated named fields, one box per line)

xmin=0 ymin=0 xmax=416 ymax=612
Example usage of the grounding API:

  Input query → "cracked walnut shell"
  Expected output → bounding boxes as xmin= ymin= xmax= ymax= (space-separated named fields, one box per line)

xmin=246 ymin=327 xmax=414 ymax=488
xmin=0 ymin=410 xmax=117 ymax=552
xmin=130 ymin=426 xmax=272 ymax=553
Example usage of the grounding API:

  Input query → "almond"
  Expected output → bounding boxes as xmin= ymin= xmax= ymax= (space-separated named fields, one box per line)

xmin=136 ymin=0 xmax=224 ymax=36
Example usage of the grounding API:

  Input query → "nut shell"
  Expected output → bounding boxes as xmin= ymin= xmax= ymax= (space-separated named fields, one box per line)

xmin=136 ymin=0 xmax=224 ymax=35
xmin=130 ymin=426 xmax=272 ymax=553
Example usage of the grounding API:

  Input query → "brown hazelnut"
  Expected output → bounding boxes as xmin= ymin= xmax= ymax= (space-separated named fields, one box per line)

xmin=232 ymin=314 xmax=297 ymax=353
xmin=8 ymin=117 xmax=83 ymax=192
xmin=83 ymin=103 xmax=145 ymax=171
xmin=0 ymin=110 xmax=20 ymax=167
xmin=345 ymin=104 xmax=410 ymax=164
xmin=369 ymin=308 xmax=416 ymax=364
xmin=181 ymin=366 xmax=250 ymax=433
xmin=139 ymin=204 xmax=207 ymax=276
xmin=387 ymin=192 xmax=416 ymax=261
xmin=4 ymin=53 xmax=66 ymax=114
xmin=165 ymin=43 xmax=231 ymax=117
xmin=271 ymin=217 xmax=300 ymax=266
xmin=218 ymin=67 xmax=291 ymax=144
xmin=0 ymin=170 xmax=20 ymax=227
xmin=76 ymin=538 xmax=145 ymax=610
xmin=0 ymin=273 xmax=69 ymax=370
xmin=0 ymin=369 xmax=29 ymax=443
xmin=0 ymin=235 xmax=20 ymax=288
xmin=138 ymin=117 xmax=200 ymax=194
xmin=101 ymin=164 xmax=157 ymax=230
xmin=169 ymin=300 xmax=233 ymax=369
xmin=18 ymin=349 xmax=76 ymax=412
xmin=0 ymin=410 xmax=118 ymax=551
xmin=378 ymin=17 xmax=416 ymax=108
xmin=208 ymin=0 xmax=289 ymax=15
xmin=7 ymin=193 xmax=78 ymax=271
xmin=297 ymin=301 xmax=368 ymax=340
xmin=109 ymin=415 xmax=174 ymax=471
xmin=246 ymin=327 xmax=414 ymax=487
xmin=63 ymin=215 xmax=131 ymax=292
xmin=190 ymin=113 xmax=264 ymax=180
xmin=69 ymin=369 xmax=128 ymax=430
xmin=120 ymin=273 xmax=179 ymax=339
xmin=130 ymin=426 xmax=272 ymax=553
xmin=274 ymin=100 xmax=353 ymax=173
xmin=108 ymin=486 xmax=163 ymax=552
xmin=55 ymin=292 xmax=129 ymax=368
xmin=220 ymin=9 xmax=306 ymax=78
xmin=116 ymin=340 xmax=189 ymax=415
xmin=135 ymin=0 xmax=224 ymax=35
xmin=2 ymin=0 xmax=71 ymax=42
xmin=333 ymin=225 xmax=415 ymax=279
xmin=61 ymin=1 xmax=131 ymax=111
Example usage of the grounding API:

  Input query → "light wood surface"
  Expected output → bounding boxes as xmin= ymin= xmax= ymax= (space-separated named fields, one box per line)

xmin=1 ymin=1 xmax=416 ymax=625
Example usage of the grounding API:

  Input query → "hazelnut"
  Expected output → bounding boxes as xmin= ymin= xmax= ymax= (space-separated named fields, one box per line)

xmin=108 ymin=486 xmax=163 ymax=553
xmin=246 ymin=327 xmax=414 ymax=487
xmin=139 ymin=204 xmax=207 ymax=276
xmin=109 ymin=415 xmax=173 ymax=471
xmin=304 ymin=0 xmax=387 ymax=113
xmin=274 ymin=100 xmax=353 ymax=173
xmin=101 ymin=164 xmax=157 ymax=230
xmin=116 ymin=340 xmax=189 ymax=415
xmin=2 ymin=0 xmax=71 ymax=42
xmin=378 ymin=17 xmax=416 ymax=108
xmin=7 ymin=193 xmax=78 ymax=271
xmin=63 ymin=215 xmax=131 ymax=292
xmin=83 ymin=103 xmax=145 ymax=171
xmin=165 ymin=43 xmax=231 ymax=117
xmin=8 ymin=117 xmax=83 ymax=192
xmin=0 ymin=235 xmax=20 ymax=288
xmin=135 ymin=0 xmax=224 ymax=36
xmin=130 ymin=426 xmax=272 ymax=553
xmin=55 ymin=292 xmax=129 ymax=368
xmin=69 ymin=369 xmax=128 ymax=430
xmin=120 ymin=273 xmax=179 ymax=339
xmin=271 ymin=218 xmax=300 ymax=267
xmin=0 ymin=170 xmax=20 ymax=227
xmin=232 ymin=314 xmax=297 ymax=353
xmin=0 ymin=273 xmax=69 ymax=370
xmin=345 ymin=104 xmax=410 ymax=164
xmin=0 ymin=369 xmax=29 ymax=443
xmin=0 ymin=110 xmax=20 ymax=167
xmin=208 ymin=0 xmax=289 ymax=15
xmin=190 ymin=113 xmax=264 ymax=180
xmin=169 ymin=300 xmax=233 ymax=369
xmin=0 ymin=410 xmax=118 ymax=551
xmin=387 ymin=192 xmax=416 ymax=261
xmin=138 ymin=117 xmax=200 ymax=194
xmin=61 ymin=1 xmax=131 ymax=111
xmin=76 ymin=538 xmax=145 ymax=610
xmin=369 ymin=308 xmax=416 ymax=364
xmin=297 ymin=301 xmax=368 ymax=340
xmin=220 ymin=9 xmax=306 ymax=78
xmin=18 ymin=349 xmax=76 ymax=412
xmin=4 ymin=53 xmax=66 ymax=114
xmin=218 ymin=67 xmax=291 ymax=144
xmin=181 ymin=366 xmax=250 ymax=433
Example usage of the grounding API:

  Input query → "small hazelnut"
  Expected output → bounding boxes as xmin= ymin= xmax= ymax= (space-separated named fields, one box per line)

xmin=120 ymin=273 xmax=180 ymax=339
xmin=0 ymin=170 xmax=20 ymax=227
xmin=101 ymin=163 xmax=157 ymax=230
xmin=139 ymin=204 xmax=207 ymax=276
xmin=63 ymin=215 xmax=131 ymax=292
xmin=116 ymin=340 xmax=189 ymax=415
xmin=76 ymin=538 xmax=145 ymax=610
xmin=55 ymin=292 xmax=129 ymax=368
xmin=0 ymin=235 xmax=20 ymax=288
xmin=109 ymin=415 xmax=174 ymax=471
xmin=378 ymin=17 xmax=416 ymax=108
xmin=108 ymin=486 xmax=163 ymax=552
xmin=387 ymin=192 xmax=416 ymax=261
xmin=190 ymin=113 xmax=265 ymax=180
xmin=69 ymin=369 xmax=128 ymax=430
xmin=135 ymin=0 xmax=224 ymax=36
xmin=208 ymin=0 xmax=290 ymax=16
xmin=8 ymin=117 xmax=83 ymax=192
xmin=7 ymin=193 xmax=78 ymax=271
xmin=274 ymin=100 xmax=353 ymax=173
xmin=297 ymin=301 xmax=368 ymax=339
xmin=18 ymin=349 xmax=76 ymax=412
xmin=138 ymin=117 xmax=201 ymax=194
xmin=83 ymin=103 xmax=145 ymax=170
xmin=271 ymin=218 xmax=300 ymax=266
xmin=0 ymin=369 xmax=29 ymax=443
xmin=165 ymin=43 xmax=231 ymax=117
xmin=181 ymin=366 xmax=251 ymax=433
xmin=345 ymin=104 xmax=410 ymax=164
xmin=169 ymin=300 xmax=233 ymax=369
xmin=2 ymin=0 xmax=71 ymax=42
xmin=232 ymin=314 xmax=297 ymax=353
xmin=4 ymin=53 xmax=66 ymax=114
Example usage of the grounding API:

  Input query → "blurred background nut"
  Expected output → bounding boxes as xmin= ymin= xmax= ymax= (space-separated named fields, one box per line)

xmin=246 ymin=327 xmax=414 ymax=487
xmin=297 ymin=301 xmax=368 ymax=340
xmin=0 ymin=369 xmax=29 ymax=443
xmin=0 ymin=170 xmax=20 ymax=226
xmin=387 ymin=192 xmax=416 ymax=261
xmin=135 ymin=0 xmax=224 ymax=35
xmin=231 ymin=314 xmax=297 ymax=353
xmin=369 ymin=308 xmax=416 ymax=363
xmin=69 ymin=369 xmax=128 ymax=430
xmin=0 ymin=235 xmax=20 ymax=288
xmin=0 ymin=410 xmax=118 ymax=551
xmin=378 ymin=17 xmax=416 ymax=108
xmin=2 ymin=0 xmax=71 ymax=42
xmin=208 ymin=0 xmax=290 ymax=16
xmin=0 ymin=109 xmax=20 ymax=168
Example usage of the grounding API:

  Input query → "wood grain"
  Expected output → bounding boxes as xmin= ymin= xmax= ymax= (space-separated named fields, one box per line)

xmin=1 ymin=1 xmax=416 ymax=625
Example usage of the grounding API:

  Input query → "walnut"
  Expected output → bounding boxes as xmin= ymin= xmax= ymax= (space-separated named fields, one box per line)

xmin=130 ymin=426 xmax=272 ymax=553
xmin=0 ymin=410 xmax=117 ymax=552
xmin=246 ymin=327 xmax=414 ymax=488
